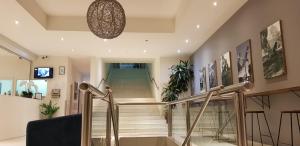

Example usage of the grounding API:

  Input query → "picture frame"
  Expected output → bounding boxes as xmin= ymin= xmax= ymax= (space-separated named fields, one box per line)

xmin=208 ymin=61 xmax=218 ymax=89
xmin=199 ymin=67 xmax=207 ymax=93
xmin=220 ymin=51 xmax=233 ymax=86
xmin=59 ymin=66 xmax=65 ymax=75
xmin=51 ymin=89 xmax=61 ymax=98
xmin=260 ymin=20 xmax=287 ymax=79
xmin=35 ymin=93 xmax=42 ymax=100
xmin=236 ymin=40 xmax=254 ymax=83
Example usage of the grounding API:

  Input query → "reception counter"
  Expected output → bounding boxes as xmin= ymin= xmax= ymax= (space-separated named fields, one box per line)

xmin=0 ymin=96 xmax=41 ymax=140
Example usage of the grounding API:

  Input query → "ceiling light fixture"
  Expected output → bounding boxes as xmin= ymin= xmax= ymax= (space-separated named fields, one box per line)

xmin=14 ymin=20 xmax=19 ymax=25
xmin=72 ymin=49 xmax=75 ymax=52
xmin=177 ymin=49 xmax=181 ymax=54
xmin=143 ymin=50 xmax=147 ymax=53
xmin=185 ymin=39 xmax=189 ymax=43
xmin=108 ymin=49 xmax=112 ymax=53
xmin=61 ymin=37 xmax=64 ymax=41
xmin=87 ymin=0 xmax=126 ymax=39
xmin=213 ymin=2 xmax=218 ymax=6
xmin=196 ymin=25 xmax=200 ymax=29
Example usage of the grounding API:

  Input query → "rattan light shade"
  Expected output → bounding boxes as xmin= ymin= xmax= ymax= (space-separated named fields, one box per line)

xmin=87 ymin=0 xmax=126 ymax=39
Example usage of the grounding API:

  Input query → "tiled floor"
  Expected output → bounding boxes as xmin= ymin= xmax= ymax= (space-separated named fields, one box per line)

xmin=0 ymin=137 xmax=25 ymax=146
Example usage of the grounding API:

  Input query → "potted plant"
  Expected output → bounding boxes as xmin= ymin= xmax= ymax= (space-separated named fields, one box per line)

xmin=161 ymin=60 xmax=193 ymax=122
xmin=40 ymin=100 xmax=60 ymax=119
xmin=22 ymin=89 xmax=33 ymax=98
xmin=19 ymin=80 xmax=38 ymax=98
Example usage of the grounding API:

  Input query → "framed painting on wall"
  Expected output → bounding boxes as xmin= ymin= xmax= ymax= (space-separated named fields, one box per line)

xmin=220 ymin=51 xmax=233 ymax=86
xmin=236 ymin=40 xmax=254 ymax=83
xmin=260 ymin=20 xmax=286 ymax=79
xmin=59 ymin=66 xmax=65 ymax=75
xmin=199 ymin=67 xmax=207 ymax=93
xmin=208 ymin=61 xmax=218 ymax=89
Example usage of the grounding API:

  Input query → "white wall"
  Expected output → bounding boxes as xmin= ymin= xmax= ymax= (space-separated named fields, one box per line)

xmin=31 ymin=56 xmax=71 ymax=117
xmin=0 ymin=95 xmax=41 ymax=140
xmin=90 ymin=57 xmax=107 ymax=91
xmin=160 ymin=56 xmax=191 ymax=98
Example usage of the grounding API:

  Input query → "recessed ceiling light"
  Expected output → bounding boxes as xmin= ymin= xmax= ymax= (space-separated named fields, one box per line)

xmin=61 ymin=37 xmax=64 ymax=41
xmin=177 ymin=49 xmax=181 ymax=54
xmin=196 ymin=25 xmax=200 ymax=29
xmin=213 ymin=1 xmax=218 ymax=6
xmin=108 ymin=49 xmax=111 ymax=53
xmin=103 ymin=39 xmax=107 ymax=42
xmin=185 ymin=39 xmax=189 ymax=43
xmin=71 ymin=49 xmax=75 ymax=52
xmin=143 ymin=50 xmax=147 ymax=53
xmin=14 ymin=20 xmax=19 ymax=25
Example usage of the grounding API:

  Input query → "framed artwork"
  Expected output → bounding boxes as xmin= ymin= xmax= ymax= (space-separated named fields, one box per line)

xmin=208 ymin=61 xmax=218 ymax=89
xmin=220 ymin=51 xmax=233 ymax=86
xmin=35 ymin=93 xmax=42 ymax=100
xmin=260 ymin=20 xmax=286 ymax=79
xmin=59 ymin=66 xmax=65 ymax=75
xmin=237 ymin=40 xmax=254 ymax=83
xmin=199 ymin=67 xmax=207 ymax=93
xmin=51 ymin=89 xmax=61 ymax=98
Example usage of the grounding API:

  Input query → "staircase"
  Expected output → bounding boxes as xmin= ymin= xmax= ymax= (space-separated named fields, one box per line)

xmin=92 ymin=98 xmax=167 ymax=138
xmin=108 ymin=68 xmax=153 ymax=98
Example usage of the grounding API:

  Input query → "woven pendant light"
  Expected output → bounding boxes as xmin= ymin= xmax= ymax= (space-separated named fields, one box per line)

xmin=87 ymin=0 xmax=126 ymax=39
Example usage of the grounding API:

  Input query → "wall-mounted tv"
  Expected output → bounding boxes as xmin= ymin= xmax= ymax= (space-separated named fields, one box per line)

xmin=34 ymin=67 xmax=54 ymax=79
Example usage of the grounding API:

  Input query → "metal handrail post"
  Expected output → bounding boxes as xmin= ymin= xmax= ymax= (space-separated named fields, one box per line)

xmin=234 ymin=92 xmax=247 ymax=146
xmin=81 ymin=91 xmax=93 ymax=146
xmin=182 ymin=91 xmax=215 ymax=146
xmin=168 ymin=105 xmax=173 ymax=137
xmin=186 ymin=101 xmax=191 ymax=146
xmin=106 ymin=106 xmax=111 ymax=146
xmin=107 ymin=91 xmax=119 ymax=146
xmin=116 ymin=105 xmax=120 ymax=136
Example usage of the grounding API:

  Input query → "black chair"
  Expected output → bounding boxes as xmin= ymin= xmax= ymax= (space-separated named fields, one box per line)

xmin=246 ymin=111 xmax=275 ymax=146
xmin=26 ymin=114 xmax=82 ymax=146
xmin=277 ymin=110 xmax=300 ymax=146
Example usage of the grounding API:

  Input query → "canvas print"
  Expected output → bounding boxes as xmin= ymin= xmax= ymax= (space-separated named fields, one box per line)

xmin=199 ymin=67 xmax=207 ymax=93
xmin=220 ymin=52 xmax=233 ymax=86
xmin=208 ymin=61 xmax=218 ymax=88
xmin=260 ymin=20 xmax=286 ymax=79
xmin=236 ymin=40 xmax=254 ymax=83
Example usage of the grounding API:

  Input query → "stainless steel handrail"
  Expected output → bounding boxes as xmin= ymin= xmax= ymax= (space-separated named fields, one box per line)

xmin=117 ymin=102 xmax=167 ymax=106
xmin=168 ymin=82 xmax=250 ymax=106
xmin=80 ymin=83 xmax=119 ymax=146
xmin=80 ymin=82 xmax=107 ymax=97
xmin=182 ymin=89 xmax=216 ymax=146
xmin=80 ymin=81 xmax=250 ymax=146
xmin=145 ymin=65 xmax=159 ymax=90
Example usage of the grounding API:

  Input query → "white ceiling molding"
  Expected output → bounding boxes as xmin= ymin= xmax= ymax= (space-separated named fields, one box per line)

xmin=16 ymin=0 xmax=175 ymax=33
xmin=0 ymin=34 xmax=38 ymax=61
xmin=47 ymin=16 xmax=175 ymax=33
xmin=16 ymin=0 xmax=48 ymax=28
xmin=0 ymin=0 xmax=248 ymax=58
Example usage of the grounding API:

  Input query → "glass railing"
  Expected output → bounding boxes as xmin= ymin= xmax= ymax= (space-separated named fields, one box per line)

xmin=172 ymin=103 xmax=187 ymax=143
xmin=79 ymin=82 xmax=250 ymax=146
xmin=91 ymin=98 xmax=109 ymax=145
xmin=189 ymin=98 xmax=237 ymax=146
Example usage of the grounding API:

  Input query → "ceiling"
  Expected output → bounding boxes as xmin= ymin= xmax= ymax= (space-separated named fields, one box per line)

xmin=0 ymin=0 xmax=247 ymax=59
xmin=35 ymin=0 xmax=182 ymax=18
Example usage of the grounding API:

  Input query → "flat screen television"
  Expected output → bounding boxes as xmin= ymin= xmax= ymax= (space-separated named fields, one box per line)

xmin=34 ymin=67 xmax=54 ymax=79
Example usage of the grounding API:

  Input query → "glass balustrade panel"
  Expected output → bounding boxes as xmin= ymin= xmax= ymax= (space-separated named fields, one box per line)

xmin=190 ymin=99 xmax=237 ymax=146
